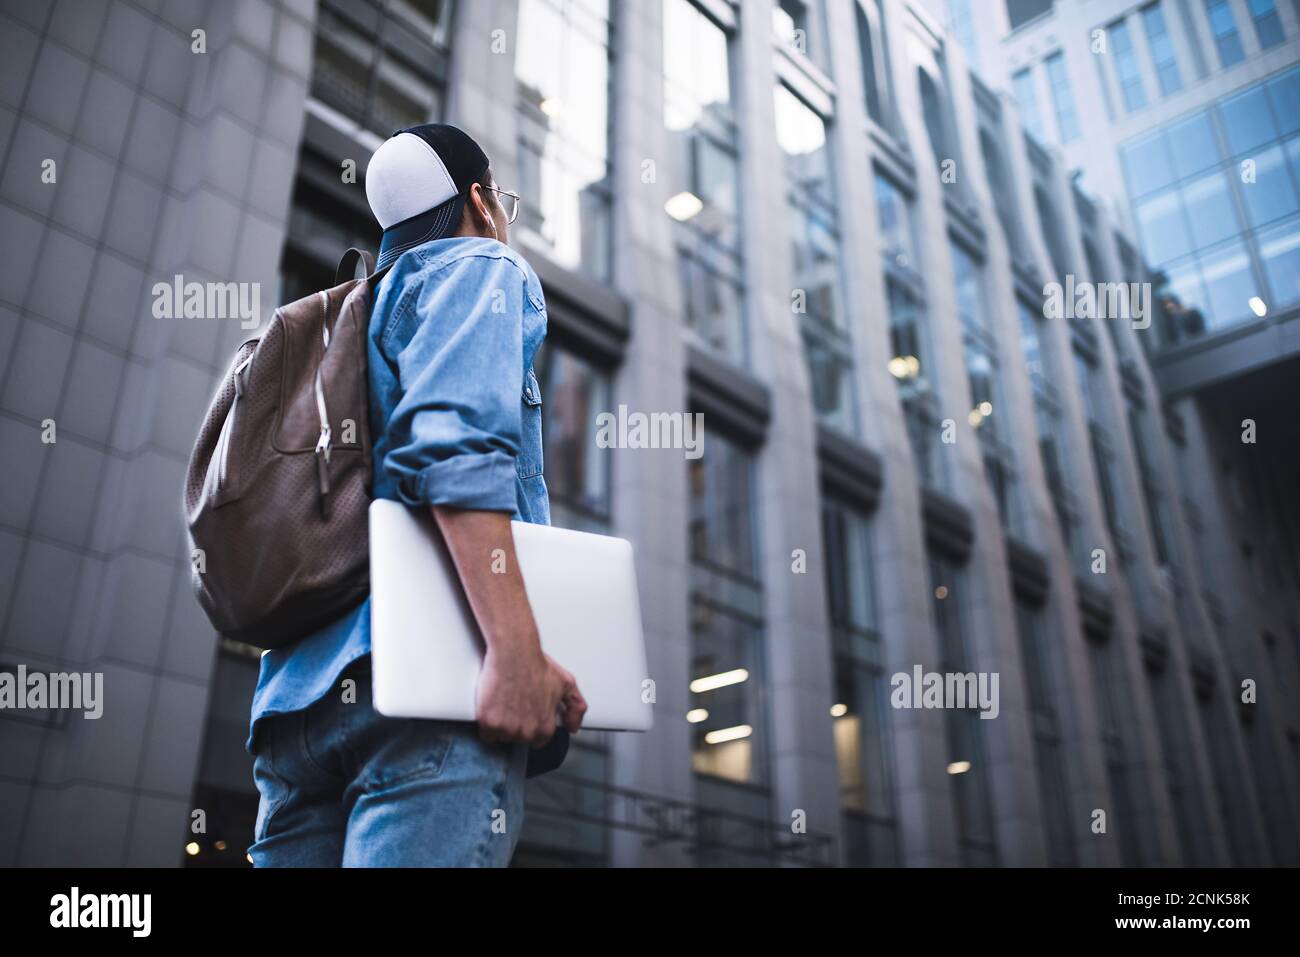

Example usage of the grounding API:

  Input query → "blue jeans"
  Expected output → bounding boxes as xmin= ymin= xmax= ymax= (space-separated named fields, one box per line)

xmin=248 ymin=658 xmax=528 ymax=867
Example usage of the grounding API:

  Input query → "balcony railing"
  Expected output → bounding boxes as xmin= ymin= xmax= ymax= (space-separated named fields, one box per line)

xmin=521 ymin=775 xmax=836 ymax=867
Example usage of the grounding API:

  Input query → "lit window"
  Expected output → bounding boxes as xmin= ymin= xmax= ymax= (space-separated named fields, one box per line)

xmin=689 ymin=435 xmax=765 ymax=788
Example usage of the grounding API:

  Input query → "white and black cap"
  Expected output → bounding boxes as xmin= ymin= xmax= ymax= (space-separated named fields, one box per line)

xmin=365 ymin=124 xmax=490 ymax=270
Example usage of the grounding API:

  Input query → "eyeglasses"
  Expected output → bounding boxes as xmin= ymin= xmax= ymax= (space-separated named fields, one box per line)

xmin=482 ymin=184 xmax=521 ymax=225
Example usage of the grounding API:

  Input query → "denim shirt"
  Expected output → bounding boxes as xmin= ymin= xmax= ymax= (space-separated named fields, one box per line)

xmin=246 ymin=236 xmax=550 ymax=752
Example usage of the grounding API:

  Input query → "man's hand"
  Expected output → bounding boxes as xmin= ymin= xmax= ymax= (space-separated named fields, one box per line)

xmin=476 ymin=646 xmax=587 ymax=746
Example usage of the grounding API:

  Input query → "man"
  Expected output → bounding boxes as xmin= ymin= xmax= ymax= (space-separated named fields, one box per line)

xmin=246 ymin=124 xmax=586 ymax=867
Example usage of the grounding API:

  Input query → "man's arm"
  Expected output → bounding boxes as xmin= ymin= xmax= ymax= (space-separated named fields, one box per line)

xmin=379 ymin=253 xmax=585 ymax=746
xmin=431 ymin=506 xmax=587 ymax=746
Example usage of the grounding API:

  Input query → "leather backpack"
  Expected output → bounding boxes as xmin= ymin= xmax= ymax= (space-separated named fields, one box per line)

xmin=184 ymin=249 xmax=380 ymax=649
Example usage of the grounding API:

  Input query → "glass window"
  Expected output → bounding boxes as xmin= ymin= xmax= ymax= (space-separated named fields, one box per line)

xmin=1181 ymin=170 xmax=1242 ymax=251
xmin=663 ymin=0 xmax=745 ymax=365
xmin=964 ymin=345 xmax=996 ymax=419
xmin=1045 ymin=52 xmax=1080 ymax=143
xmin=534 ymin=345 xmax=612 ymax=532
xmin=887 ymin=278 xmax=931 ymax=393
xmin=1087 ymin=638 xmax=1146 ymax=866
xmin=930 ymin=555 xmax=998 ymax=866
xmin=1015 ymin=599 xmax=1077 ymax=866
xmin=1204 ymin=0 xmax=1245 ymax=68
xmin=1135 ymin=188 xmax=1193 ymax=266
xmin=690 ymin=596 xmax=766 ymax=785
xmin=1220 ymin=84 xmax=1278 ymax=156
xmin=789 ymin=198 xmax=842 ymax=328
xmin=1012 ymin=68 xmax=1045 ymax=141
xmin=1121 ymin=130 xmax=1175 ymax=199
xmin=1039 ymin=417 xmax=1076 ymax=553
xmin=664 ymin=0 xmax=731 ymax=123
xmin=950 ymin=241 xmax=987 ymax=331
xmin=679 ymin=248 xmax=745 ymax=362
xmin=1166 ymin=113 xmax=1221 ymax=180
xmin=689 ymin=435 xmax=757 ymax=579
xmin=689 ymin=434 xmax=765 ymax=789
xmin=1141 ymin=2 xmax=1183 ymax=96
xmin=690 ymin=135 xmax=740 ymax=242
xmin=804 ymin=329 xmax=854 ymax=432
xmin=823 ymin=493 xmax=900 ymax=868
xmin=1268 ymin=68 xmax=1300 ymax=137
xmin=1198 ymin=238 xmax=1262 ymax=327
xmin=777 ymin=84 xmax=852 ymax=430
xmin=918 ymin=67 xmax=949 ymax=159
xmin=1109 ymin=18 xmax=1148 ymax=113
xmin=1155 ymin=256 xmax=1211 ymax=344
xmin=773 ymin=0 xmax=823 ymax=63
xmin=1035 ymin=186 xmax=1072 ymax=278
xmin=1258 ymin=213 xmax=1300 ymax=308
xmin=310 ymin=0 xmax=451 ymax=135
xmin=774 ymin=84 xmax=832 ymax=206
xmin=855 ymin=1 xmax=884 ymax=124
xmin=1006 ymin=0 xmax=1053 ymax=30
xmin=823 ymin=502 xmax=898 ymax=859
xmin=1248 ymin=0 xmax=1285 ymax=48
xmin=981 ymin=130 xmax=1020 ymax=251
xmin=1018 ymin=301 xmax=1047 ymax=393
xmin=1128 ymin=407 xmax=1171 ymax=565
xmin=947 ymin=0 xmax=979 ymax=70
xmin=823 ymin=501 xmax=878 ymax=634
xmin=965 ymin=339 xmax=1010 ymax=468
xmin=875 ymin=173 xmax=916 ymax=266
xmin=516 ymin=0 xmax=613 ymax=280
xmin=833 ymin=659 xmax=899 ymax=865
xmin=1241 ymin=144 xmax=1300 ymax=229
xmin=1121 ymin=71 xmax=1300 ymax=343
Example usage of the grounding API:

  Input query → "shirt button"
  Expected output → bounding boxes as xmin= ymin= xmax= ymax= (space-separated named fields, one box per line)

xmin=525 ymin=388 xmax=534 ymax=400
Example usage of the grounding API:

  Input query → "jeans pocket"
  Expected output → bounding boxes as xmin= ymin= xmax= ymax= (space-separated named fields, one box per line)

xmin=356 ymin=718 xmax=459 ymax=793
xmin=252 ymin=720 xmax=292 ymax=843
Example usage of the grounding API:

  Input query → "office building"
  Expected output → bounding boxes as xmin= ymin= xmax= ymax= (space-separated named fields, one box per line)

xmin=1 ymin=0 xmax=1295 ymax=866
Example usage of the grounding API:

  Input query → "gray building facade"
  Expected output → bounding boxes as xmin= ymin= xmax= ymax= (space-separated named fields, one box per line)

xmin=1 ymin=0 xmax=1295 ymax=867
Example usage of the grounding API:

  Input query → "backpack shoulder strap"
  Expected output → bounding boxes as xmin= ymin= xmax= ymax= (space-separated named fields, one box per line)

xmin=335 ymin=247 xmax=377 ymax=286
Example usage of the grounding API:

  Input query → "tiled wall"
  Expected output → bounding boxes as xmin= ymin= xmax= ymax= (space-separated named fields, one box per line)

xmin=0 ymin=0 xmax=314 ymax=866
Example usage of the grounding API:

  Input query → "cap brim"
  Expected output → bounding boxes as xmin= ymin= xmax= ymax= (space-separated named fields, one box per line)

xmin=375 ymin=189 xmax=468 ymax=271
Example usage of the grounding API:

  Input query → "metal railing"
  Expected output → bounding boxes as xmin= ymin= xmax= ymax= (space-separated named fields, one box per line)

xmin=523 ymin=775 xmax=836 ymax=867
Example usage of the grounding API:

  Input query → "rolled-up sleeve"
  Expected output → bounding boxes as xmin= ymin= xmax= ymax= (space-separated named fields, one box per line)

xmin=382 ymin=254 xmax=527 ymax=512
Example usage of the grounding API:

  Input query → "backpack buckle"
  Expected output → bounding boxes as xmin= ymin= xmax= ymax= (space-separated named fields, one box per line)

xmin=315 ymin=424 xmax=332 ymax=463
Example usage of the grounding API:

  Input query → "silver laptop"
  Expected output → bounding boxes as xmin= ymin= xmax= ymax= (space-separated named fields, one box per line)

xmin=368 ymin=499 xmax=653 ymax=732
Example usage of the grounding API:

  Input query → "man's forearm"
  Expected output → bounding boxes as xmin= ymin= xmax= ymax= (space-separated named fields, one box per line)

xmin=430 ymin=505 xmax=541 ymax=655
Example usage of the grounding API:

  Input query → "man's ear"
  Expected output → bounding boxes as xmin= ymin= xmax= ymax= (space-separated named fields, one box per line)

xmin=469 ymin=183 xmax=492 ymax=230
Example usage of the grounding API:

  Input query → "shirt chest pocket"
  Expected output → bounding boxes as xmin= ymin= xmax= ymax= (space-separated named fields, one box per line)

xmin=517 ymin=366 xmax=544 ymax=480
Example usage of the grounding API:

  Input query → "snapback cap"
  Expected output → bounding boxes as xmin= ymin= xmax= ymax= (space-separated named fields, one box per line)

xmin=365 ymin=124 xmax=490 ymax=270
